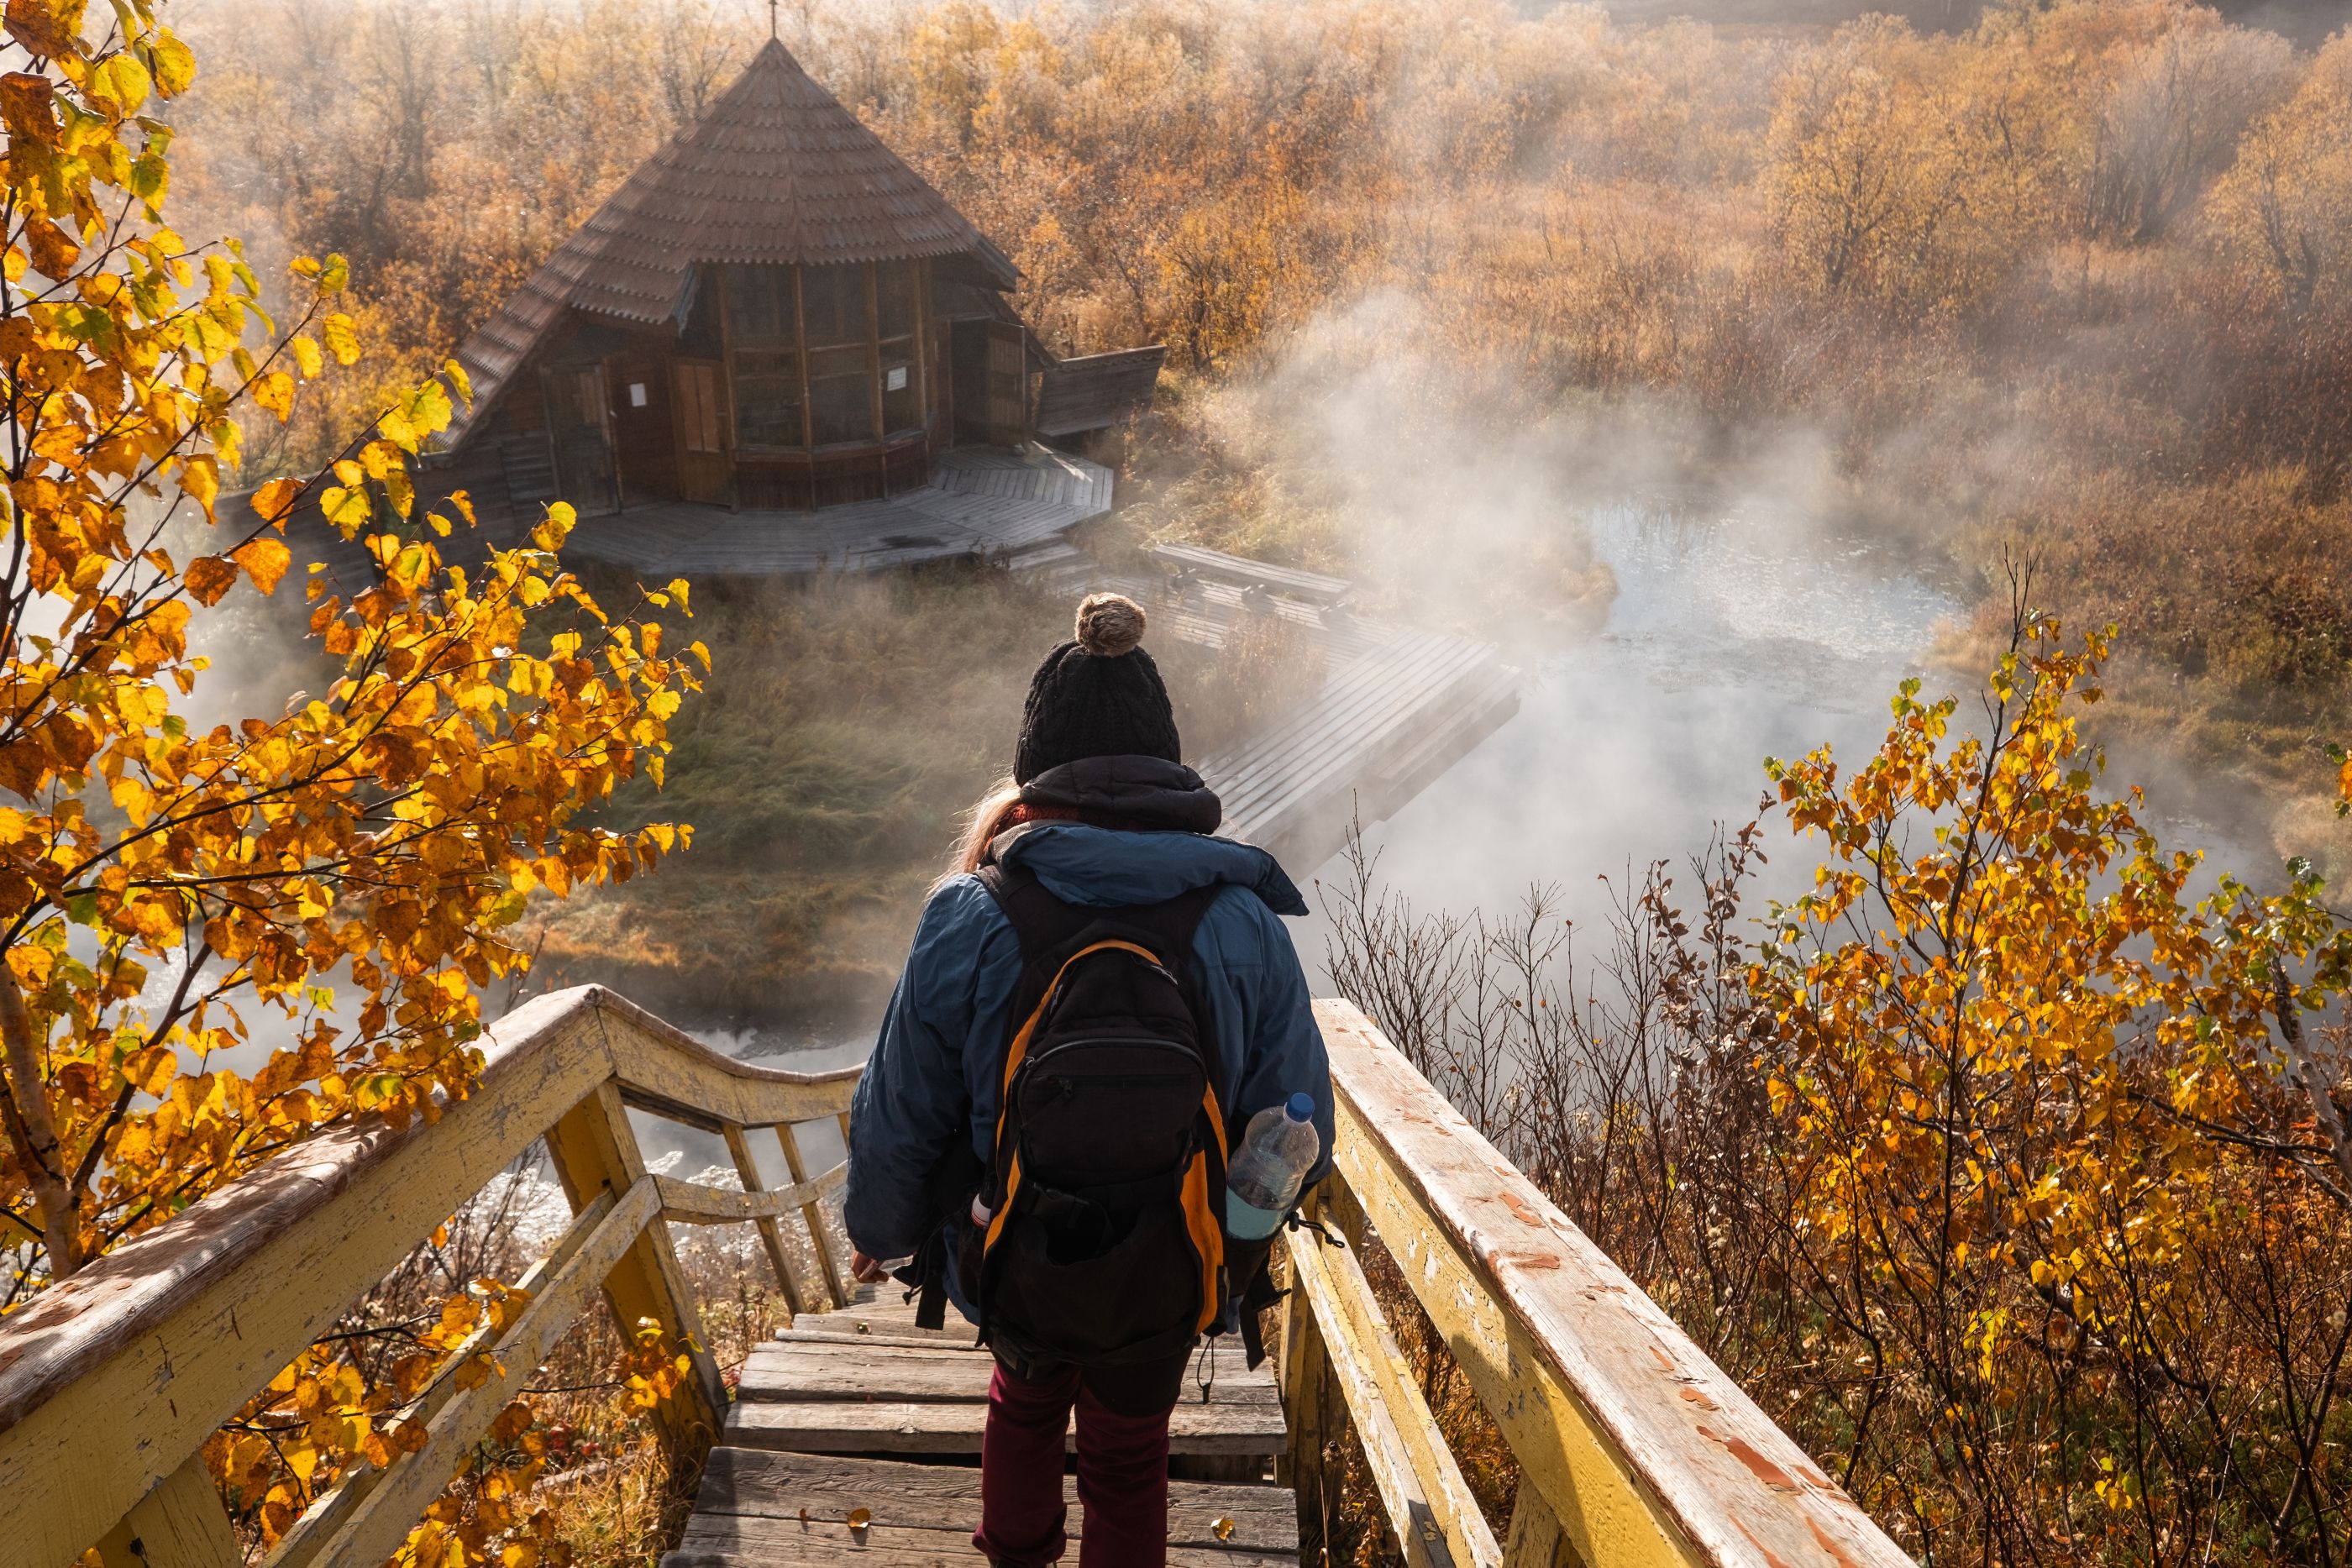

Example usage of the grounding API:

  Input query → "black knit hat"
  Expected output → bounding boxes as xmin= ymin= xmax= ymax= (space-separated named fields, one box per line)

xmin=1014 ymin=594 xmax=1181 ymax=784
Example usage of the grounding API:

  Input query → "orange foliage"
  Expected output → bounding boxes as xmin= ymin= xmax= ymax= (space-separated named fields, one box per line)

xmin=0 ymin=1 xmax=702 ymax=1558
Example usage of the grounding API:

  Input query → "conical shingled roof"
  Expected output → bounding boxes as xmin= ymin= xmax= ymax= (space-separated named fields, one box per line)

xmin=445 ymin=38 xmax=1004 ymax=444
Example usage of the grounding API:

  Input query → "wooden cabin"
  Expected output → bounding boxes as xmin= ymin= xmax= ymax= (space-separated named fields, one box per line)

xmin=423 ymin=39 xmax=1161 ymax=526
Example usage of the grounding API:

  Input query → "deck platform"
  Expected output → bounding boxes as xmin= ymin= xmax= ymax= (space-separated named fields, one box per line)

xmin=668 ymin=1283 xmax=1296 ymax=1565
xmin=285 ymin=445 xmax=1113 ymax=589
xmin=565 ymin=447 xmax=1113 ymax=578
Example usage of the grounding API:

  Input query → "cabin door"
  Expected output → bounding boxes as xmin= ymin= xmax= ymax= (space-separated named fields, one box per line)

xmin=543 ymin=363 xmax=618 ymax=516
xmin=604 ymin=354 xmax=679 ymax=508
xmin=952 ymin=318 xmax=1029 ymax=447
xmin=670 ymin=359 xmax=732 ymax=506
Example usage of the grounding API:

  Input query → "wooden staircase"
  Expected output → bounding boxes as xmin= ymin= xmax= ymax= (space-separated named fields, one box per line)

xmin=665 ymin=1283 xmax=1299 ymax=1565
xmin=1 ymin=986 xmax=1918 ymax=1568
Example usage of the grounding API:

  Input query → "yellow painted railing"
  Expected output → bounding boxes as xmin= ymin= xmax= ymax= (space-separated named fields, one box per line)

xmin=0 ymin=988 xmax=1913 ymax=1568
xmin=1288 ymin=1000 xmax=1915 ymax=1568
xmin=0 ymin=985 xmax=858 ymax=1568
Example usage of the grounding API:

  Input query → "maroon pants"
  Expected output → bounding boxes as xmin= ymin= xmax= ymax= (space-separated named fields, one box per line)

xmin=972 ymin=1356 xmax=1182 ymax=1566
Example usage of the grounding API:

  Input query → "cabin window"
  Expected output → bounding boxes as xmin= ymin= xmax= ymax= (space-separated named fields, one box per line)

xmin=722 ymin=264 xmax=796 ymax=346
xmin=733 ymin=349 xmax=802 ymax=448
xmin=711 ymin=260 xmax=928 ymax=458
xmin=723 ymin=265 xmax=802 ymax=449
xmin=801 ymin=265 xmax=876 ymax=447
xmin=809 ymin=355 xmax=874 ymax=445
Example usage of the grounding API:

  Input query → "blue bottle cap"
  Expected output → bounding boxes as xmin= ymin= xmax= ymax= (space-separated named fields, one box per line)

xmin=1285 ymin=1092 xmax=1315 ymax=1123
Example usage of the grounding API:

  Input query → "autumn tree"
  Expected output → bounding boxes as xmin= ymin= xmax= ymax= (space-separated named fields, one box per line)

xmin=0 ymin=0 xmax=698 ymax=1295
xmin=1755 ymin=599 xmax=2352 ymax=1563
xmin=1762 ymin=16 xmax=2053 ymax=319
xmin=2084 ymin=17 xmax=2293 ymax=244
xmin=2208 ymin=33 xmax=2352 ymax=311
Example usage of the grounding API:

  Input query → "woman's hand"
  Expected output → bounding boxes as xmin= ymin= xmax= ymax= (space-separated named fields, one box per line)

xmin=849 ymin=1250 xmax=890 ymax=1284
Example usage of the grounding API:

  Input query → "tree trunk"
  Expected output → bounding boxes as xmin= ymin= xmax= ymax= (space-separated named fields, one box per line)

xmin=0 ymin=959 xmax=80 ymax=1277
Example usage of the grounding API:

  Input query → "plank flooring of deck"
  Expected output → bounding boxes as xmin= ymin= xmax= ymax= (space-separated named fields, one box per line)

xmin=285 ymin=446 xmax=1113 ymax=588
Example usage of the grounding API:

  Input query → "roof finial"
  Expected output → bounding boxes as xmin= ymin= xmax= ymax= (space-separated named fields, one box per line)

xmin=768 ymin=0 xmax=779 ymax=39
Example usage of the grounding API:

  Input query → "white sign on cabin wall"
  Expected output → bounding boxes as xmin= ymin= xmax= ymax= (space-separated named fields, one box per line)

xmin=886 ymin=366 xmax=909 ymax=391
xmin=628 ymin=383 xmax=648 ymax=407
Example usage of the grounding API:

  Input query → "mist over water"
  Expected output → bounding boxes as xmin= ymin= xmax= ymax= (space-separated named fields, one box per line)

xmin=1289 ymin=498 xmax=2285 ymax=988
xmin=1289 ymin=501 xmax=1964 ymax=972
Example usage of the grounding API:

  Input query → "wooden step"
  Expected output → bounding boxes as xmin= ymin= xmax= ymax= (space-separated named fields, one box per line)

xmin=664 ymin=1449 xmax=1299 ymax=1565
xmin=739 ymin=1340 xmax=1270 ymax=1403
xmin=725 ymin=1337 xmax=1285 ymax=1460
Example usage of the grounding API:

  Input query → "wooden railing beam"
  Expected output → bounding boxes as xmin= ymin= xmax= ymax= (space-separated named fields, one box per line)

xmin=92 ymin=1455 xmax=242 ymax=1568
xmin=263 ymin=1188 xmax=622 ymax=1568
xmin=0 ymin=986 xmax=858 ymax=1568
xmin=312 ymin=1177 xmax=661 ymax=1568
xmin=776 ymin=1120 xmax=848 ymax=1310
xmin=654 ymin=1165 xmax=844 ymax=1228
xmin=1276 ymin=1227 xmax=1336 ymax=1508
xmin=1505 ymin=1483 xmax=1586 ymax=1568
xmin=1288 ymin=1209 xmax=1502 ymax=1568
xmin=0 ymin=991 xmax=612 ymax=1566
xmin=543 ymin=1081 xmax=725 ymax=1441
xmin=720 ymin=1123 xmax=810 ymax=1317
xmin=1315 ymin=999 xmax=1913 ymax=1568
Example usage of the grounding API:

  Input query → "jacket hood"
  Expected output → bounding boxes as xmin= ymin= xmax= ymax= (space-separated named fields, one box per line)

xmin=990 ymin=821 xmax=1308 ymax=917
xmin=1018 ymin=755 xmax=1221 ymax=834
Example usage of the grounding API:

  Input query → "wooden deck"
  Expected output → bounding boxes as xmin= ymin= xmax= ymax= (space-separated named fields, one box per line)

xmin=667 ymin=1282 xmax=1298 ymax=1565
xmin=286 ymin=445 xmax=1113 ymax=588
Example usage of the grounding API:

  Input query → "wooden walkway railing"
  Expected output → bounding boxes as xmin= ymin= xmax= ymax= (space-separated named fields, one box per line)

xmin=0 ymin=987 xmax=1914 ymax=1568
xmin=0 ymin=985 xmax=858 ymax=1568
xmin=1293 ymin=1001 xmax=1911 ymax=1568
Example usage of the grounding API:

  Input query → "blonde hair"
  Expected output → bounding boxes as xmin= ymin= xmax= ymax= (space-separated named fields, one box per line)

xmin=943 ymin=778 xmax=1024 ymax=884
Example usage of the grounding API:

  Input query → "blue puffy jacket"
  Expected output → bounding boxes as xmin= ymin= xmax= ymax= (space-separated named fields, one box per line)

xmin=843 ymin=820 xmax=1331 ymax=1314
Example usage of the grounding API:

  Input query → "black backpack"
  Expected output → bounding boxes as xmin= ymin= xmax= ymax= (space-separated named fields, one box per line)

xmin=960 ymin=847 xmax=1236 ymax=1369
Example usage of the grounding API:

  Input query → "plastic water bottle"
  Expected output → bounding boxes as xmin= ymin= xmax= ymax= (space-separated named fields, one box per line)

xmin=1226 ymin=1093 xmax=1319 ymax=1240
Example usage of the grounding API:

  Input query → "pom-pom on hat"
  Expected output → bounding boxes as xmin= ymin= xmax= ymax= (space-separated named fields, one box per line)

xmin=1014 ymin=593 xmax=1181 ymax=784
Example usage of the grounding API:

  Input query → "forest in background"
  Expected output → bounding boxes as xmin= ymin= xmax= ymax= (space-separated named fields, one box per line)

xmin=176 ymin=0 xmax=2352 ymax=864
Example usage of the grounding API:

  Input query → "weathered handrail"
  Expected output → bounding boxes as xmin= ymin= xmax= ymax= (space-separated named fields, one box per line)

xmin=1291 ymin=1000 xmax=1914 ymax=1568
xmin=0 ymin=984 xmax=859 ymax=1568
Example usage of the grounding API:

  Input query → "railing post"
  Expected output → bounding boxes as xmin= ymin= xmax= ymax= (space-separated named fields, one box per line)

xmin=1279 ymin=1188 xmax=1344 ymax=1555
xmin=1505 ymin=1482 xmax=1584 ymax=1568
xmin=722 ymin=1121 xmax=811 ymax=1318
xmin=544 ymin=1081 xmax=726 ymax=1441
xmin=91 ymin=1455 xmax=240 ymax=1568
xmin=779 ymin=1118 xmax=848 ymax=1309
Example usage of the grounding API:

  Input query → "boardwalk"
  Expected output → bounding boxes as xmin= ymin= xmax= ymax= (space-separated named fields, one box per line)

xmin=668 ymin=1283 xmax=1299 ymax=1566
